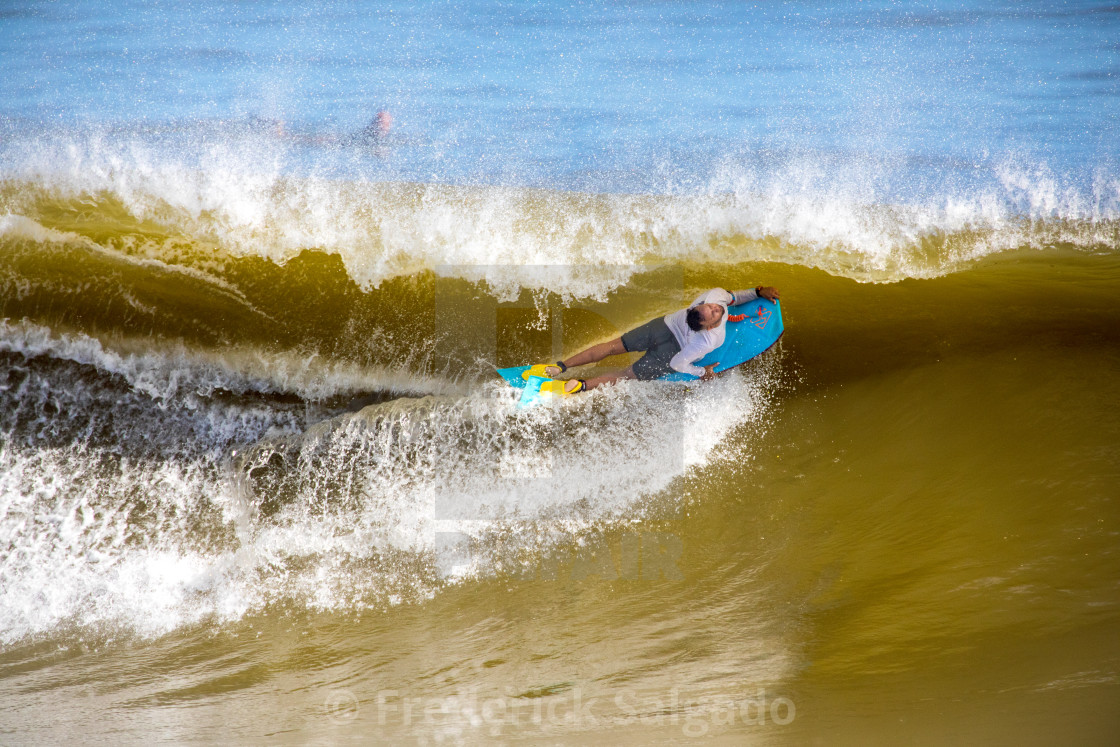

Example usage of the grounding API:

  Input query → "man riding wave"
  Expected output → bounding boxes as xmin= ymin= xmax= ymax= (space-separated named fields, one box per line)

xmin=524 ymin=285 xmax=781 ymax=394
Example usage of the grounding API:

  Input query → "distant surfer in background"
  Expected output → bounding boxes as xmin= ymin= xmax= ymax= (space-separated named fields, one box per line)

xmin=524 ymin=285 xmax=780 ymax=395
xmin=344 ymin=110 xmax=393 ymax=147
xmin=274 ymin=109 xmax=395 ymax=151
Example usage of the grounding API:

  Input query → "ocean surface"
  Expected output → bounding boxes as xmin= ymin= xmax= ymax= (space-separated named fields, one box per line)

xmin=2 ymin=1 xmax=1119 ymax=743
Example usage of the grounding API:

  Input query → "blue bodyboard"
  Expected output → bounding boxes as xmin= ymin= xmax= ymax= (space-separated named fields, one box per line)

xmin=517 ymin=375 xmax=549 ymax=407
xmin=496 ymin=365 xmax=533 ymax=390
xmin=657 ymin=297 xmax=783 ymax=381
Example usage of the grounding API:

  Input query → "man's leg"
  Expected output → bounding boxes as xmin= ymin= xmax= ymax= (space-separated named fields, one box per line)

xmin=554 ymin=366 xmax=634 ymax=393
xmin=548 ymin=317 xmax=674 ymax=393
xmin=546 ymin=337 xmax=627 ymax=376
xmin=580 ymin=366 xmax=636 ymax=391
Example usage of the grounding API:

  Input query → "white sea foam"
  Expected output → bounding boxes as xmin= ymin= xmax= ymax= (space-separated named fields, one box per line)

xmin=0 ymin=332 xmax=776 ymax=643
xmin=3 ymin=133 xmax=1116 ymax=300
xmin=0 ymin=445 xmax=249 ymax=641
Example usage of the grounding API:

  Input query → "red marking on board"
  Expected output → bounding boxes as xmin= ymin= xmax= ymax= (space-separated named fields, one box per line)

xmin=751 ymin=306 xmax=771 ymax=330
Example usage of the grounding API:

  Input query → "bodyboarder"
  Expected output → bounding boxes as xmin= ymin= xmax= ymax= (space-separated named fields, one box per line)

xmin=524 ymin=285 xmax=781 ymax=395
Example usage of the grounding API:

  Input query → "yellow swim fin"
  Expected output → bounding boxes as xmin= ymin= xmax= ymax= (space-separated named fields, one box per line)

xmin=539 ymin=379 xmax=585 ymax=396
xmin=521 ymin=362 xmax=565 ymax=380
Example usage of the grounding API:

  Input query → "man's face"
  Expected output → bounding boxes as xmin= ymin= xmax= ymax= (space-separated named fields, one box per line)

xmin=696 ymin=303 xmax=725 ymax=330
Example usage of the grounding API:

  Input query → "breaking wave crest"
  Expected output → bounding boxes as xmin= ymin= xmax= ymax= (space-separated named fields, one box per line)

xmin=3 ymin=132 xmax=1117 ymax=296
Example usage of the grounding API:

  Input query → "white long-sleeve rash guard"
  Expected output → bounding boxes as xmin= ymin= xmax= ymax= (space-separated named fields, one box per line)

xmin=663 ymin=288 xmax=759 ymax=377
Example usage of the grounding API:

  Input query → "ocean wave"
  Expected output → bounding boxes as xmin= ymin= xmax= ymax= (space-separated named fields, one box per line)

xmin=3 ymin=133 xmax=1117 ymax=298
xmin=0 ymin=339 xmax=779 ymax=643
xmin=0 ymin=318 xmax=457 ymax=403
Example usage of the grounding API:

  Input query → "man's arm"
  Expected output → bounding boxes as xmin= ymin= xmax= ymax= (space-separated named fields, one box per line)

xmin=694 ymin=287 xmax=777 ymax=307
xmin=670 ymin=339 xmax=715 ymax=378
xmin=693 ymin=288 xmax=733 ymax=307
xmin=731 ymin=286 xmax=780 ymax=304
xmin=728 ymin=288 xmax=757 ymax=306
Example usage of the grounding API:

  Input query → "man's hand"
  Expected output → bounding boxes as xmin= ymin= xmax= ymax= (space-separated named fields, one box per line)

xmin=700 ymin=363 xmax=720 ymax=381
xmin=757 ymin=286 xmax=780 ymax=302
